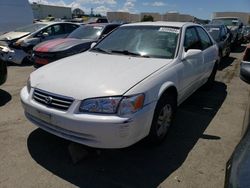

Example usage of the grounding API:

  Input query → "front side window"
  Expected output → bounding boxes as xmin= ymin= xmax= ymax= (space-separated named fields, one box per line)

xmin=196 ymin=27 xmax=212 ymax=50
xmin=184 ymin=27 xmax=201 ymax=51
xmin=53 ymin=24 xmax=65 ymax=35
xmin=93 ymin=26 xmax=180 ymax=59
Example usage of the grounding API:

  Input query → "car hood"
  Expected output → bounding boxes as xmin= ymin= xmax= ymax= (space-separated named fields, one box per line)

xmin=0 ymin=31 xmax=30 ymax=41
xmin=31 ymin=52 xmax=172 ymax=99
xmin=34 ymin=38 xmax=94 ymax=53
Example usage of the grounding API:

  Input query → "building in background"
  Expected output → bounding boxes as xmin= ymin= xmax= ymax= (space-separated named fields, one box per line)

xmin=107 ymin=11 xmax=195 ymax=23
xmin=107 ymin=12 xmax=140 ymax=23
xmin=213 ymin=12 xmax=250 ymax=25
xmin=31 ymin=3 xmax=72 ymax=20
xmin=140 ymin=13 xmax=162 ymax=21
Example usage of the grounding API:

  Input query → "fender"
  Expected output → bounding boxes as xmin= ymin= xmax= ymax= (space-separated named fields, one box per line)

xmin=158 ymin=81 xmax=178 ymax=100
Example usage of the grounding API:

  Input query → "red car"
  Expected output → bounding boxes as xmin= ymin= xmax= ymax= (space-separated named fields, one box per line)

xmin=33 ymin=23 xmax=120 ymax=68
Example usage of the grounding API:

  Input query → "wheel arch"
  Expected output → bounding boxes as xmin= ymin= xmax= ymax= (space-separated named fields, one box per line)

xmin=158 ymin=82 xmax=178 ymax=104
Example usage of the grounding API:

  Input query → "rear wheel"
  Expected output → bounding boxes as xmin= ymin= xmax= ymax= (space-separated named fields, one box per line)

xmin=148 ymin=93 xmax=177 ymax=144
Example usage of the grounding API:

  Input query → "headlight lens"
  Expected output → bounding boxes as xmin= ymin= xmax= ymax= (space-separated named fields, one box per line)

xmin=79 ymin=94 xmax=145 ymax=115
xmin=79 ymin=97 xmax=121 ymax=114
xmin=27 ymin=77 xmax=31 ymax=93
xmin=118 ymin=94 xmax=145 ymax=116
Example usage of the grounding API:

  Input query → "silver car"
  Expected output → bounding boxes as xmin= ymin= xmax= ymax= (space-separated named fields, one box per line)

xmin=0 ymin=22 xmax=79 ymax=64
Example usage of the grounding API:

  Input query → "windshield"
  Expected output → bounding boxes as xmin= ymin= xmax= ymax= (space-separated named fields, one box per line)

xmin=68 ymin=25 xmax=104 ymax=40
xmin=204 ymin=26 xmax=220 ymax=41
xmin=93 ymin=26 xmax=180 ymax=59
xmin=14 ymin=23 xmax=47 ymax=33
xmin=212 ymin=18 xmax=239 ymax=26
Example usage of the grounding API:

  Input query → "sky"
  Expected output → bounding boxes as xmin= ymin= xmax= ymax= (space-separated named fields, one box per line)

xmin=29 ymin=0 xmax=250 ymax=19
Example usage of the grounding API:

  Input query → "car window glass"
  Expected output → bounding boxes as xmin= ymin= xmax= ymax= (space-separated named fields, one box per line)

xmin=102 ymin=25 xmax=118 ymax=35
xmin=184 ymin=27 xmax=201 ymax=51
xmin=221 ymin=27 xmax=226 ymax=37
xmin=53 ymin=24 xmax=65 ymax=35
xmin=41 ymin=26 xmax=54 ymax=36
xmin=95 ymin=26 xmax=180 ymax=59
xmin=196 ymin=27 xmax=212 ymax=50
xmin=65 ymin=24 xmax=78 ymax=33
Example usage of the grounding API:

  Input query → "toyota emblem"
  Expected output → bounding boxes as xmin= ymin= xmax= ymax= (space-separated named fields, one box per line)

xmin=44 ymin=96 xmax=53 ymax=104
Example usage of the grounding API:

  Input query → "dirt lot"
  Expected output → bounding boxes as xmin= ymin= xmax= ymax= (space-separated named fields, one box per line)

xmin=0 ymin=45 xmax=249 ymax=188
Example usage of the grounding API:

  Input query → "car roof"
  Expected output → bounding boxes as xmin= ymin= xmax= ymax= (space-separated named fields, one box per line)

xmin=213 ymin=17 xmax=240 ymax=20
xmin=85 ymin=23 xmax=120 ymax=26
xmin=204 ymin=24 xmax=223 ymax=28
xmin=121 ymin=21 xmax=198 ymax=28
xmin=36 ymin=21 xmax=79 ymax=25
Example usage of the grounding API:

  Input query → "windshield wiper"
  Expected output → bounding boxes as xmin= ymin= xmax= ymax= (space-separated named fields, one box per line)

xmin=111 ymin=50 xmax=150 ymax=58
xmin=91 ymin=47 xmax=111 ymax=54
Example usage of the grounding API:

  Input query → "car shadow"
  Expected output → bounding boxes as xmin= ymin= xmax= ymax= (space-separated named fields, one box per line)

xmin=0 ymin=89 xmax=12 ymax=107
xmin=231 ymin=45 xmax=246 ymax=53
xmin=7 ymin=60 xmax=33 ymax=67
xmin=27 ymin=81 xmax=227 ymax=188
xmin=218 ymin=56 xmax=236 ymax=71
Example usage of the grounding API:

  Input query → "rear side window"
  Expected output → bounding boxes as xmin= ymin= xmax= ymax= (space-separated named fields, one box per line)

xmin=65 ymin=24 xmax=78 ymax=33
xmin=102 ymin=25 xmax=119 ymax=35
xmin=196 ymin=27 xmax=212 ymax=50
xmin=184 ymin=27 xmax=201 ymax=51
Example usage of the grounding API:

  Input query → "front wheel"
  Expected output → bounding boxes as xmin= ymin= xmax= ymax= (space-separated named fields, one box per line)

xmin=148 ymin=94 xmax=176 ymax=144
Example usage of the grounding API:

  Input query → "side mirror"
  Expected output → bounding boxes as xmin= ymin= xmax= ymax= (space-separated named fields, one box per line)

xmin=38 ymin=32 xmax=49 ymax=38
xmin=90 ymin=42 xmax=97 ymax=49
xmin=240 ymin=61 xmax=250 ymax=84
xmin=42 ymin=32 xmax=49 ymax=38
xmin=182 ymin=49 xmax=202 ymax=60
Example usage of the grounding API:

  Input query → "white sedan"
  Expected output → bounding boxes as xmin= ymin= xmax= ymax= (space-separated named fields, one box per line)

xmin=20 ymin=22 xmax=218 ymax=148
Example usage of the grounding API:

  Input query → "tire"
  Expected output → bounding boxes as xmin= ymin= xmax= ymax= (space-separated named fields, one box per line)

xmin=0 ymin=60 xmax=7 ymax=85
xmin=148 ymin=93 xmax=177 ymax=144
xmin=203 ymin=62 xmax=218 ymax=89
xmin=225 ymin=48 xmax=230 ymax=58
xmin=218 ymin=51 xmax=222 ymax=65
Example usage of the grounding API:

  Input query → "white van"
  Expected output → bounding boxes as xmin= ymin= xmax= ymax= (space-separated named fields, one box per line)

xmin=0 ymin=0 xmax=33 ymax=34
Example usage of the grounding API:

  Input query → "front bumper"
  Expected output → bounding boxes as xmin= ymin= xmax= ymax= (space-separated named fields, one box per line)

xmin=20 ymin=87 xmax=156 ymax=148
xmin=0 ymin=46 xmax=27 ymax=64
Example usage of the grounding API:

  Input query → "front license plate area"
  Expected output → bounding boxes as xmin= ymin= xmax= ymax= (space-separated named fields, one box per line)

xmin=36 ymin=109 xmax=52 ymax=123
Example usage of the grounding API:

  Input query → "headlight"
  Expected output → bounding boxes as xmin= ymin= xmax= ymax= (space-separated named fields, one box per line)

xmin=79 ymin=93 xmax=145 ymax=116
xmin=79 ymin=97 xmax=122 ymax=114
xmin=118 ymin=94 xmax=145 ymax=116
xmin=27 ymin=77 xmax=31 ymax=93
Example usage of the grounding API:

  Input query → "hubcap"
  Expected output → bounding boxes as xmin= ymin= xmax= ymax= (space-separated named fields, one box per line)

xmin=156 ymin=104 xmax=172 ymax=137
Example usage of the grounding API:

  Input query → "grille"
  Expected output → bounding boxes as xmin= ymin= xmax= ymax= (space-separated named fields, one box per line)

xmin=33 ymin=89 xmax=74 ymax=111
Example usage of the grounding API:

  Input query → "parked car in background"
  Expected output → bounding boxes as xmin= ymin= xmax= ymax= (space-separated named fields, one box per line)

xmin=211 ymin=17 xmax=243 ymax=47
xmin=87 ymin=17 xmax=109 ymax=24
xmin=21 ymin=22 xmax=218 ymax=148
xmin=0 ymin=22 xmax=79 ymax=64
xmin=0 ymin=59 xmax=7 ymax=86
xmin=33 ymin=23 xmax=121 ymax=68
xmin=224 ymin=45 xmax=250 ymax=188
xmin=0 ymin=0 xmax=33 ymax=35
xmin=204 ymin=24 xmax=231 ymax=62
xmin=243 ymin=26 xmax=250 ymax=43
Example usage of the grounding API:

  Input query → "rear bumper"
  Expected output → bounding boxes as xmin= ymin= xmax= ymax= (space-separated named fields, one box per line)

xmin=20 ymin=87 xmax=156 ymax=148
